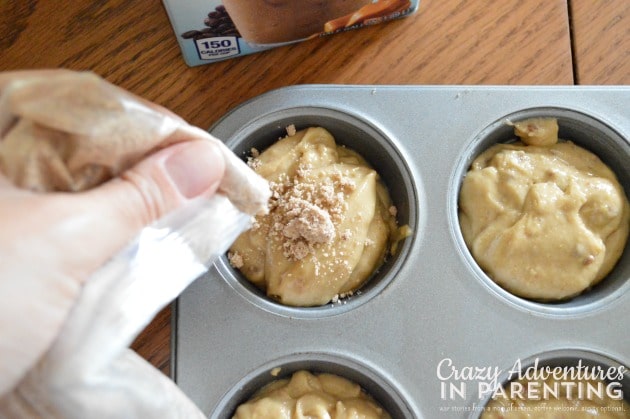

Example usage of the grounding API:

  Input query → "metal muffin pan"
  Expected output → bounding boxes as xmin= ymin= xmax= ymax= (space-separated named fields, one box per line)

xmin=470 ymin=349 xmax=630 ymax=419
xmin=212 ymin=352 xmax=416 ymax=418
xmin=213 ymin=107 xmax=418 ymax=319
xmin=173 ymin=86 xmax=630 ymax=418
xmin=451 ymin=106 xmax=630 ymax=316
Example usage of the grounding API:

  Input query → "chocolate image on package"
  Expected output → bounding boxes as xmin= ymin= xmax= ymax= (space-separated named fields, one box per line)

xmin=181 ymin=5 xmax=241 ymax=41
xmin=221 ymin=0 xmax=374 ymax=45
xmin=163 ymin=0 xmax=419 ymax=66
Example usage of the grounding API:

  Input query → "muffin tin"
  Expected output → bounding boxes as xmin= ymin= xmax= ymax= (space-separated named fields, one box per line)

xmin=172 ymin=85 xmax=630 ymax=418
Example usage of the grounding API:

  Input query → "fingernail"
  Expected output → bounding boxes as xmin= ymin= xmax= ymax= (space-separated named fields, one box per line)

xmin=165 ymin=141 xmax=225 ymax=198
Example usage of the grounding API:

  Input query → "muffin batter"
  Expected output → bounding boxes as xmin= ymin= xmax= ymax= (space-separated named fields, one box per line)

xmin=459 ymin=118 xmax=629 ymax=300
xmin=228 ymin=126 xmax=407 ymax=306
xmin=233 ymin=370 xmax=391 ymax=419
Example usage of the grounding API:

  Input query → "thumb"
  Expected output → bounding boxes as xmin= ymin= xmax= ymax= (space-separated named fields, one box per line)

xmin=0 ymin=140 xmax=225 ymax=398
xmin=71 ymin=140 xmax=226 ymax=278
xmin=0 ymin=140 xmax=225 ymax=396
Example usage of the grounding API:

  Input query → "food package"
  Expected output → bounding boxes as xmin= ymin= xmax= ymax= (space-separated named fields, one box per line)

xmin=162 ymin=0 xmax=420 ymax=66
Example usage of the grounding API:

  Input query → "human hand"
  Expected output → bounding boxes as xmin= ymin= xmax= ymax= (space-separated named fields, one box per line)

xmin=0 ymin=70 xmax=231 ymax=405
xmin=0 ymin=70 xmax=270 ymax=418
xmin=0 ymin=137 xmax=225 ymax=396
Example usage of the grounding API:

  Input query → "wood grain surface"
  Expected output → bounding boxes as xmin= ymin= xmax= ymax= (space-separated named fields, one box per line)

xmin=0 ymin=0 xmax=624 ymax=383
xmin=1 ymin=0 xmax=573 ymax=131
xmin=570 ymin=0 xmax=629 ymax=84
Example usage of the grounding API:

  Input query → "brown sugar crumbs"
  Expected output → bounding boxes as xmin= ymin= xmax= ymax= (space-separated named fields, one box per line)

xmin=228 ymin=126 xmax=410 ymax=307
xmin=240 ymin=126 xmax=394 ymax=265
xmin=266 ymin=166 xmax=350 ymax=261
xmin=247 ymin=147 xmax=262 ymax=170
xmin=228 ymin=251 xmax=244 ymax=269
xmin=242 ymin=128 xmax=358 ymax=262
xmin=286 ymin=124 xmax=297 ymax=136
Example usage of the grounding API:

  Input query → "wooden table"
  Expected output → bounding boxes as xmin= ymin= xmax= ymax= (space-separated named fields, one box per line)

xmin=571 ymin=0 xmax=629 ymax=84
xmin=1 ymin=0 xmax=627 ymax=382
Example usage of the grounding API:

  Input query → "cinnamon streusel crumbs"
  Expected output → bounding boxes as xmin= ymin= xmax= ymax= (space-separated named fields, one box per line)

xmin=228 ymin=126 xmax=408 ymax=306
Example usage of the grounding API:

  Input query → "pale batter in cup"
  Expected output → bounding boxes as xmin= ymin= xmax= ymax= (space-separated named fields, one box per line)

xmin=459 ymin=118 xmax=630 ymax=300
xmin=233 ymin=370 xmax=391 ymax=419
xmin=228 ymin=126 xmax=409 ymax=307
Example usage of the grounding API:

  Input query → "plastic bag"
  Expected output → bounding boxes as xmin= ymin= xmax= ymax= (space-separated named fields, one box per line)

xmin=2 ymin=196 xmax=251 ymax=418
xmin=0 ymin=71 xmax=269 ymax=418
xmin=0 ymin=70 xmax=268 ymax=214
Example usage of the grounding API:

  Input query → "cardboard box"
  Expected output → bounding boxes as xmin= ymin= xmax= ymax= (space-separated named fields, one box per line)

xmin=163 ymin=0 xmax=420 ymax=67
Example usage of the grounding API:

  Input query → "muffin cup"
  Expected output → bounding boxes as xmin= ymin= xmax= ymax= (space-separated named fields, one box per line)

xmin=216 ymin=106 xmax=418 ymax=318
xmin=452 ymin=106 xmax=630 ymax=317
xmin=212 ymin=352 xmax=416 ymax=418
xmin=470 ymin=349 xmax=630 ymax=419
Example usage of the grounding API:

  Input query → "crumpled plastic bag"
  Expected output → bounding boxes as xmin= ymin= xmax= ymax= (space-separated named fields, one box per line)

xmin=0 ymin=70 xmax=268 ymax=214
xmin=0 ymin=71 xmax=270 ymax=418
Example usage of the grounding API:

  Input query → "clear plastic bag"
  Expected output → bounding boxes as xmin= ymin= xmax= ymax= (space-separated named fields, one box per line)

xmin=2 ymin=196 xmax=251 ymax=418
xmin=0 ymin=70 xmax=269 ymax=418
